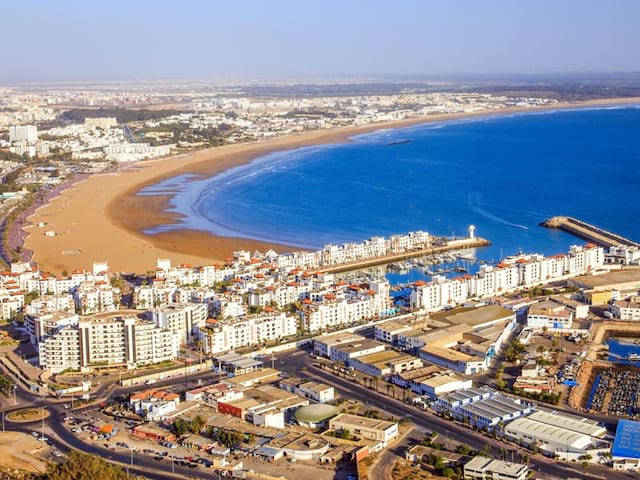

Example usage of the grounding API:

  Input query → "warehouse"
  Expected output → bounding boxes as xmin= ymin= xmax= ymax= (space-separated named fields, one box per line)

xmin=504 ymin=410 xmax=609 ymax=461
xmin=435 ymin=388 xmax=532 ymax=431
xmin=612 ymin=419 xmax=640 ymax=471
xmin=348 ymin=349 xmax=423 ymax=378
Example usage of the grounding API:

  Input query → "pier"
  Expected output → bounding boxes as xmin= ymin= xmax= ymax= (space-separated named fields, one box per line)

xmin=540 ymin=216 xmax=639 ymax=248
xmin=320 ymin=237 xmax=490 ymax=274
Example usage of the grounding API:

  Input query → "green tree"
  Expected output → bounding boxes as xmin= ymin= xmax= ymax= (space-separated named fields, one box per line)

xmin=441 ymin=467 xmax=455 ymax=478
xmin=190 ymin=414 xmax=205 ymax=434
xmin=172 ymin=419 xmax=189 ymax=436
xmin=456 ymin=443 xmax=472 ymax=455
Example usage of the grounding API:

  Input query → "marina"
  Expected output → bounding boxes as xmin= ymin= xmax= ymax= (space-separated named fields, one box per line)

xmin=320 ymin=237 xmax=490 ymax=274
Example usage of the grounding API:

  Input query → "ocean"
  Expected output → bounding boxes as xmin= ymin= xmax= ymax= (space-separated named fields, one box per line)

xmin=140 ymin=105 xmax=640 ymax=267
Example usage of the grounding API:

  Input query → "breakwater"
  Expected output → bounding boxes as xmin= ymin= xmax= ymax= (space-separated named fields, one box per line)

xmin=541 ymin=216 xmax=639 ymax=248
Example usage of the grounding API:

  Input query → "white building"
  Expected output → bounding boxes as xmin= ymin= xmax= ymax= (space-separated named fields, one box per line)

xmin=25 ymin=311 xmax=80 ymax=349
xmin=611 ymin=297 xmax=640 ymax=321
xmin=411 ymin=245 xmax=604 ymax=312
xmin=196 ymin=312 xmax=297 ymax=354
xmin=329 ymin=414 xmax=398 ymax=450
xmin=435 ymin=388 xmax=532 ymax=431
xmin=25 ymin=294 xmax=74 ymax=315
xmin=151 ymin=303 xmax=208 ymax=344
xmin=526 ymin=300 xmax=574 ymax=330
xmin=464 ymin=456 xmax=528 ymax=480
xmin=104 ymin=143 xmax=170 ymax=162
xmin=313 ymin=332 xmax=386 ymax=363
xmin=504 ymin=410 xmax=609 ymax=461
xmin=38 ymin=314 xmax=179 ymax=373
xmin=84 ymin=117 xmax=117 ymax=129
xmin=9 ymin=125 xmax=38 ymax=144
xmin=74 ymin=281 xmax=120 ymax=314
xmin=279 ymin=379 xmax=335 ymax=403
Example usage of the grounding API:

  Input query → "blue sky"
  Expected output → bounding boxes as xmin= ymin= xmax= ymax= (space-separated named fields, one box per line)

xmin=2 ymin=0 xmax=639 ymax=82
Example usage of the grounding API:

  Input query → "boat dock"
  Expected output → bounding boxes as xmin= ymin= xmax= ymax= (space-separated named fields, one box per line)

xmin=320 ymin=237 xmax=490 ymax=274
xmin=540 ymin=216 xmax=639 ymax=248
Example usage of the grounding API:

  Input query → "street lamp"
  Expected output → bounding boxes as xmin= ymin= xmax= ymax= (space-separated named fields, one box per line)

xmin=13 ymin=385 xmax=17 ymax=406
xmin=41 ymin=405 xmax=45 ymax=440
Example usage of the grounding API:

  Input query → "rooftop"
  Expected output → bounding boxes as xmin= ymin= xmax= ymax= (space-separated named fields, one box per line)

xmin=505 ymin=417 xmax=594 ymax=450
xmin=294 ymin=404 xmax=339 ymax=423
xmin=465 ymin=456 xmax=527 ymax=476
xmin=332 ymin=338 xmax=385 ymax=354
xmin=330 ymin=413 xmax=396 ymax=431
xmin=224 ymin=368 xmax=280 ymax=387
xmin=445 ymin=305 xmax=514 ymax=328
xmin=315 ymin=331 xmax=366 ymax=346
xmin=572 ymin=269 xmax=640 ymax=288
xmin=612 ymin=419 xmax=640 ymax=459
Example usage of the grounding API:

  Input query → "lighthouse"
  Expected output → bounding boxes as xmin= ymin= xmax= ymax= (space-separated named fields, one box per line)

xmin=468 ymin=225 xmax=476 ymax=240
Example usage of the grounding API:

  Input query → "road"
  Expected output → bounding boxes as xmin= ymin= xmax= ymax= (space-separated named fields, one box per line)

xmin=274 ymin=348 xmax=619 ymax=480
xmin=369 ymin=427 xmax=421 ymax=480
xmin=0 ymin=345 xmax=625 ymax=480
xmin=0 ymin=365 xmax=227 ymax=480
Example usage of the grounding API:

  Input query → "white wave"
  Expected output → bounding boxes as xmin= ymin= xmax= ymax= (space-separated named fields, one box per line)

xmin=468 ymin=193 xmax=529 ymax=230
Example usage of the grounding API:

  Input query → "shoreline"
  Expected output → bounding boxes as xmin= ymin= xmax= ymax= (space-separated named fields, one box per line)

xmin=23 ymin=97 xmax=640 ymax=274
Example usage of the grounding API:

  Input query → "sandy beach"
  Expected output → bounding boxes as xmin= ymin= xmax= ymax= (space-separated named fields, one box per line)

xmin=23 ymin=97 xmax=640 ymax=274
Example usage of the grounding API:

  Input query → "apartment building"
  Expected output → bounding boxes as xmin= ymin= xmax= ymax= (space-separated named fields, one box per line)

xmin=196 ymin=312 xmax=297 ymax=354
xmin=74 ymin=281 xmax=120 ymax=314
xmin=39 ymin=314 xmax=179 ymax=373
xmin=411 ymin=245 xmax=605 ymax=312
xmin=150 ymin=303 xmax=208 ymax=344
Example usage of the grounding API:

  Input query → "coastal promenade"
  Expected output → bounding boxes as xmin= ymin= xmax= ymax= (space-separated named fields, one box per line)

xmin=321 ymin=237 xmax=490 ymax=273
xmin=541 ymin=216 xmax=639 ymax=248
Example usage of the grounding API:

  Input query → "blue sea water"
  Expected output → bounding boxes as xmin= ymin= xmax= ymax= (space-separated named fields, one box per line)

xmin=141 ymin=106 xmax=640 ymax=263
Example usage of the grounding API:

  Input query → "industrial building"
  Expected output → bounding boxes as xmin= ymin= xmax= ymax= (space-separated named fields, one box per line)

xmin=313 ymin=332 xmax=386 ymax=363
xmin=348 ymin=349 xmax=423 ymax=378
xmin=435 ymin=388 xmax=532 ymax=431
xmin=504 ymin=410 xmax=609 ymax=461
xmin=612 ymin=419 xmax=640 ymax=471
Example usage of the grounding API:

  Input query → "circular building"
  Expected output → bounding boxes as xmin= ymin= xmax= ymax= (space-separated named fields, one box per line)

xmin=294 ymin=404 xmax=339 ymax=429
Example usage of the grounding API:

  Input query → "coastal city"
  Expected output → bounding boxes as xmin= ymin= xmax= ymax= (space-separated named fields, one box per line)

xmin=2 ymin=2 xmax=640 ymax=480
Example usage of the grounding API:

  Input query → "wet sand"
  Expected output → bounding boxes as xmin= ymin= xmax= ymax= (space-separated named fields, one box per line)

xmin=23 ymin=97 xmax=640 ymax=274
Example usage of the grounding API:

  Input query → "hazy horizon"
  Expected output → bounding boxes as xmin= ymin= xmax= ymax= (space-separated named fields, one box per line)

xmin=2 ymin=0 xmax=640 ymax=83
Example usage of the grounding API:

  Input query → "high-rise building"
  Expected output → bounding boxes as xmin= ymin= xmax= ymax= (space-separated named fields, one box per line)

xmin=9 ymin=125 xmax=38 ymax=144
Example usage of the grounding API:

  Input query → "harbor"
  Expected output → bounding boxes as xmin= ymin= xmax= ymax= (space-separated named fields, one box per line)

xmin=541 ymin=216 xmax=639 ymax=248
xmin=320 ymin=236 xmax=490 ymax=274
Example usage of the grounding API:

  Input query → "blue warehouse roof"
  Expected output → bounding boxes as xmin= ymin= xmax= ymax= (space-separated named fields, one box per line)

xmin=612 ymin=419 xmax=640 ymax=459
